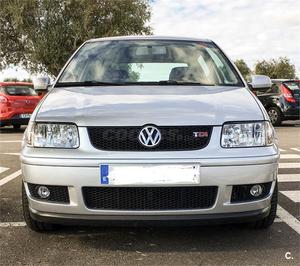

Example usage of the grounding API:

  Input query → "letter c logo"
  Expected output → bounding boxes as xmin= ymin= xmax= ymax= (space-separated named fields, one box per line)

xmin=285 ymin=252 xmax=293 ymax=260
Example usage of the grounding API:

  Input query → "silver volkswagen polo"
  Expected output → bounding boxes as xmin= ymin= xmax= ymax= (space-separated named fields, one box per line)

xmin=21 ymin=36 xmax=279 ymax=232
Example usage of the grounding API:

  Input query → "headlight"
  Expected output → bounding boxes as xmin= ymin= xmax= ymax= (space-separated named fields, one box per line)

xmin=26 ymin=122 xmax=79 ymax=148
xmin=221 ymin=121 xmax=275 ymax=148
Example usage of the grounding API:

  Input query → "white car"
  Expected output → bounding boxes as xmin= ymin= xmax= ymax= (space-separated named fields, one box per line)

xmin=21 ymin=36 xmax=279 ymax=232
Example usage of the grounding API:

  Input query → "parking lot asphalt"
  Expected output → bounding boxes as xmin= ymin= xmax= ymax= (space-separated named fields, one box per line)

xmin=0 ymin=122 xmax=299 ymax=266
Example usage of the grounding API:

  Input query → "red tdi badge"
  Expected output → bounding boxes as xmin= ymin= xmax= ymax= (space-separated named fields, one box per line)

xmin=193 ymin=131 xmax=209 ymax=138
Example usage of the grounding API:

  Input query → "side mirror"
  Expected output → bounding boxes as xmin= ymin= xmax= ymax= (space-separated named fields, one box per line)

xmin=250 ymin=75 xmax=272 ymax=89
xmin=33 ymin=75 xmax=53 ymax=92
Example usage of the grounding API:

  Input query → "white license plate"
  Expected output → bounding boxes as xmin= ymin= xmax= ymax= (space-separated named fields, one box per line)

xmin=20 ymin=114 xmax=31 ymax=118
xmin=99 ymin=164 xmax=200 ymax=185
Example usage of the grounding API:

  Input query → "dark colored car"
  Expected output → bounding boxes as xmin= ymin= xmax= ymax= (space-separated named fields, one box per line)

xmin=252 ymin=80 xmax=300 ymax=126
xmin=0 ymin=82 xmax=41 ymax=129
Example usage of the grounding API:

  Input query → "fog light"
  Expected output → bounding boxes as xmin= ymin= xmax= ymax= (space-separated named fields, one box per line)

xmin=37 ymin=186 xmax=50 ymax=199
xmin=250 ymin=185 xmax=263 ymax=197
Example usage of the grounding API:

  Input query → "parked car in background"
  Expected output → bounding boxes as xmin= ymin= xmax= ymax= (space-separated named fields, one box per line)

xmin=0 ymin=82 xmax=41 ymax=129
xmin=251 ymin=79 xmax=300 ymax=126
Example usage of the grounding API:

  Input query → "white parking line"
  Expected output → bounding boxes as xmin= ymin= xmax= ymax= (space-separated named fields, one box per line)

xmin=277 ymin=205 xmax=300 ymax=235
xmin=291 ymin=148 xmax=300 ymax=153
xmin=0 ymin=222 xmax=26 ymax=227
xmin=0 ymin=167 xmax=9 ymax=174
xmin=280 ymin=154 xmax=300 ymax=159
xmin=278 ymin=174 xmax=300 ymax=182
xmin=279 ymin=163 xmax=300 ymax=169
xmin=0 ymin=170 xmax=22 ymax=186
xmin=280 ymin=191 xmax=300 ymax=203
xmin=0 ymin=140 xmax=22 ymax=143
xmin=279 ymin=148 xmax=286 ymax=152
xmin=3 ymin=153 xmax=20 ymax=156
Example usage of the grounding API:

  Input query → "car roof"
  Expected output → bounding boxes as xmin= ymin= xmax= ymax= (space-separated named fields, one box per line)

xmin=272 ymin=79 xmax=299 ymax=83
xmin=0 ymin=81 xmax=33 ymax=86
xmin=88 ymin=35 xmax=212 ymax=43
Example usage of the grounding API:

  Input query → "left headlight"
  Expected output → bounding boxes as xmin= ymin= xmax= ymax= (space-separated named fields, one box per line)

xmin=221 ymin=121 xmax=275 ymax=148
xmin=26 ymin=122 xmax=79 ymax=148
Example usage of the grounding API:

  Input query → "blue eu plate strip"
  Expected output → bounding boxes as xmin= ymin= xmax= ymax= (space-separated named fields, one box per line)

xmin=100 ymin=165 xmax=109 ymax=184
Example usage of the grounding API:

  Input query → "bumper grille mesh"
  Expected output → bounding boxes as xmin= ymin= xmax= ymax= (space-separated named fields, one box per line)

xmin=87 ymin=126 xmax=212 ymax=151
xmin=82 ymin=186 xmax=218 ymax=210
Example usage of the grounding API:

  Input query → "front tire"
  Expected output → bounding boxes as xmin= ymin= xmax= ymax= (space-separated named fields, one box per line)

xmin=268 ymin=107 xmax=282 ymax=126
xmin=249 ymin=182 xmax=278 ymax=229
xmin=22 ymin=183 xmax=56 ymax=232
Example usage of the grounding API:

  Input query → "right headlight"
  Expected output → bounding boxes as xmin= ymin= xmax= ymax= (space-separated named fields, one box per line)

xmin=25 ymin=122 xmax=79 ymax=148
xmin=221 ymin=121 xmax=275 ymax=148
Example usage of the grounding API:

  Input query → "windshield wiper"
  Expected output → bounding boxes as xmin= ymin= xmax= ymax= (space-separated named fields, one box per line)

xmin=158 ymin=80 xmax=215 ymax=86
xmin=55 ymin=81 xmax=124 ymax=87
xmin=55 ymin=80 xmax=217 ymax=87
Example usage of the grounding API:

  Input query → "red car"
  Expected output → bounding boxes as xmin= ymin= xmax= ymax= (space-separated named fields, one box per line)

xmin=0 ymin=82 xmax=41 ymax=129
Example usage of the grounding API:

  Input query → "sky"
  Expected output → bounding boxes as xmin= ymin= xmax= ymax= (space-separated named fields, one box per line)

xmin=1 ymin=0 xmax=299 ymax=80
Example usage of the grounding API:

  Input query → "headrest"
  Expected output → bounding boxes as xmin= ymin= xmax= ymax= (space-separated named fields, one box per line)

xmin=169 ymin=67 xmax=188 ymax=81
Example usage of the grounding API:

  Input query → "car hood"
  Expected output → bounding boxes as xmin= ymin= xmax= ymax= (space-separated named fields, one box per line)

xmin=35 ymin=86 xmax=264 ymax=126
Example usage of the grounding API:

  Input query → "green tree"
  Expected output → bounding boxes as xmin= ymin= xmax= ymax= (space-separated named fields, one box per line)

xmin=0 ymin=0 xmax=152 ymax=77
xmin=3 ymin=77 xmax=33 ymax=82
xmin=234 ymin=59 xmax=251 ymax=80
xmin=254 ymin=57 xmax=296 ymax=79
xmin=3 ymin=78 xmax=19 ymax=82
xmin=22 ymin=78 xmax=33 ymax=83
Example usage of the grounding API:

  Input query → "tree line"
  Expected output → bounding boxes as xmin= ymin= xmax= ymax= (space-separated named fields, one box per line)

xmin=0 ymin=0 xmax=297 ymax=81
xmin=234 ymin=57 xmax=297 ymax=81
xmin=0 ymin=0 xmax=151 ymax=77
xmin=3 ymin=77 xmax=33 ymax=82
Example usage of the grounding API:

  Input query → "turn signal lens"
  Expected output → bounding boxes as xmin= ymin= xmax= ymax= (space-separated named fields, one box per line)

xmin=0 ymin=95 xmax=8 ymax=103
xmin=280 ymin=84 xmax=296 ymax=103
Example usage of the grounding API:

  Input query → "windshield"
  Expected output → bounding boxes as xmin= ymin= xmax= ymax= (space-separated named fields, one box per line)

xmin=4 ymin=86 xmax=37 ymax=96
xmin=283 ymin=81 xmax=300 ymax=91
xmin=57 ymin=40 xmax=243 ymax=87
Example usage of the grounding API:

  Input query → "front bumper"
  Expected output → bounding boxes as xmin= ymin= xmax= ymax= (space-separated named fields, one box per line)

xmin=0 ymin=115 xmax=30 ymax=126
xmin=22 ymin=157 xmax=278 ymax=224
xmin=21 ymin=126 xmax=279 ymax=224
xmin=30 ymin=208 xmax=270 ymax=226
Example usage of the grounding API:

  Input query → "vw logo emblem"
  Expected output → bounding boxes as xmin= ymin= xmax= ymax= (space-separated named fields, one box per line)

xmin=138 ymin=125 xmax=161 ymax=147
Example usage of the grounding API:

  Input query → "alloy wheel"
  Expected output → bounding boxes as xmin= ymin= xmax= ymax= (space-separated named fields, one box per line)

xmin=268 ymin=109 xmax=278 ymax=124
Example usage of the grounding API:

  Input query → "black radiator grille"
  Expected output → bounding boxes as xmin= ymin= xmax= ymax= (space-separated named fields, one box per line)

xmin=82 ymin=186 xmax=218 ymax=210
xmin=87 ymin=126 xmax=212 ymax=151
